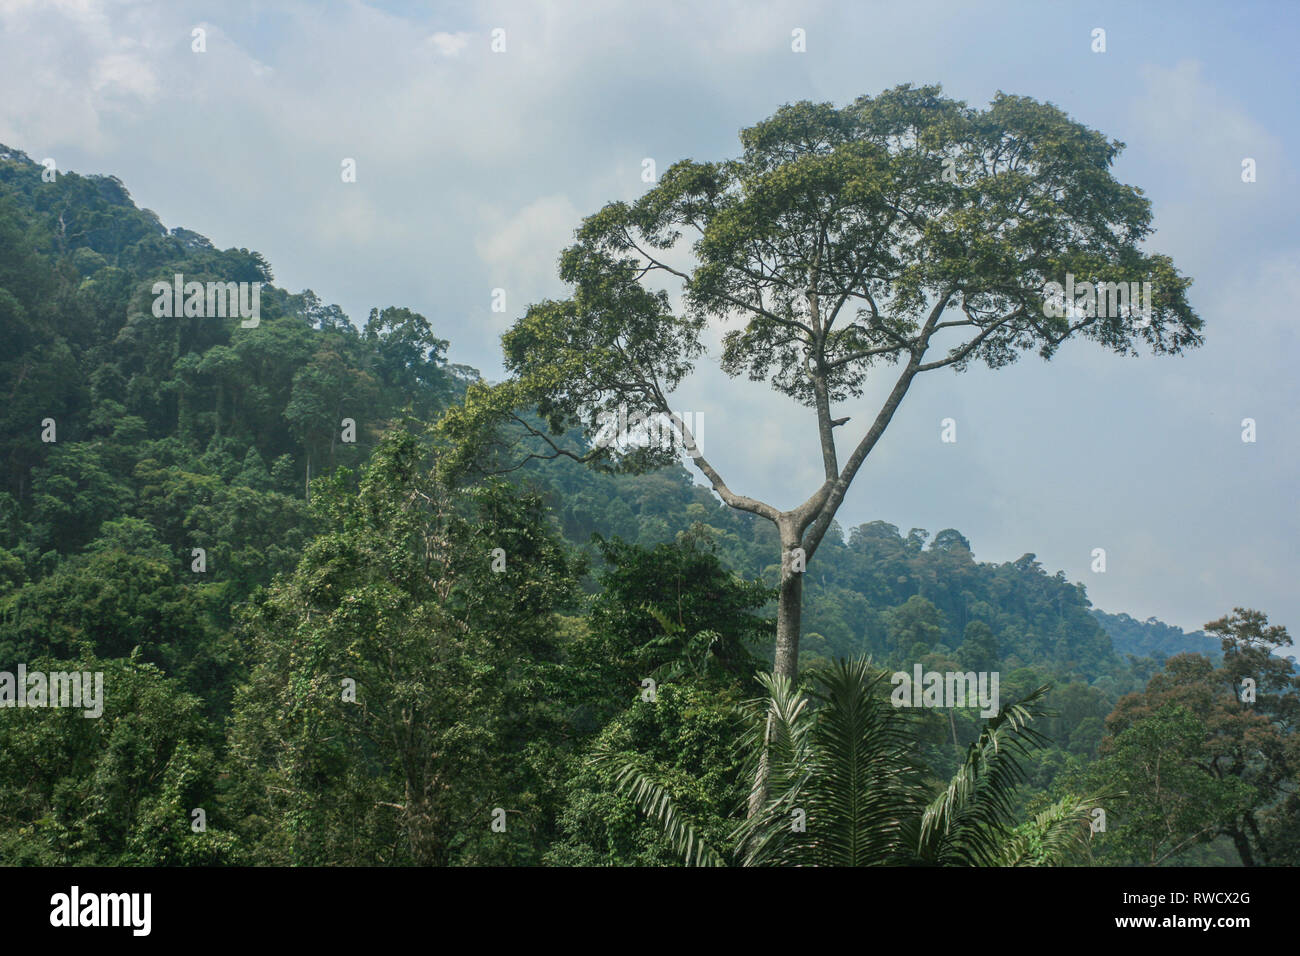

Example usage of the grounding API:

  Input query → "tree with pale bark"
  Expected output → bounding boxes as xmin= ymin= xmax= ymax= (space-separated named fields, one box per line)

xmin=446 ymin=84 xmax=1200 ymax=680
xmin=439 ymin=84 xmax=1202 ymax=806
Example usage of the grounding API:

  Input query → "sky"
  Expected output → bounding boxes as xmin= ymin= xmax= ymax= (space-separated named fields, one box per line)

xmin=1 ymin=0 xmax=1296 ymax=642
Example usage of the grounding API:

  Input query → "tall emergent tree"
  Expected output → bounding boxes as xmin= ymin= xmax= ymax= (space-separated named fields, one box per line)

xmin=445 ymin=84 xmax=1201 ymax=684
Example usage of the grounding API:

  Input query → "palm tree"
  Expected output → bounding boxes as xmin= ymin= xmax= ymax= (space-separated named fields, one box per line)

xmin=594 ymin=657 xmax=1103 ymax=866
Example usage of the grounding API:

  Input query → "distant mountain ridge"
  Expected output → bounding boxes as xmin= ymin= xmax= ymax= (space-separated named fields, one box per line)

xmin=1091 ymin=609 xmax=1222 ymax=662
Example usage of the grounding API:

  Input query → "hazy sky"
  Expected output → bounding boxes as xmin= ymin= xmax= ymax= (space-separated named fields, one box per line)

xmin=1 ymin=0 xmax=1296 ymax=641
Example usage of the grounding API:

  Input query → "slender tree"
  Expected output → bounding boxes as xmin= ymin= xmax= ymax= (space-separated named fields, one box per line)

xmin=446 ymin=84 xmax=1201 ymax=688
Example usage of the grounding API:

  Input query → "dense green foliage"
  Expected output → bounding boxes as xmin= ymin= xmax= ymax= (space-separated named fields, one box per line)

xmin=0 ymin=144 xmax=1293 ymax=867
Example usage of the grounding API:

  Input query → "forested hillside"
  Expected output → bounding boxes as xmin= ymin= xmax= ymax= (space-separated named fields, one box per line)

xmin=0 ymin=146 xmax=1294 ymax=867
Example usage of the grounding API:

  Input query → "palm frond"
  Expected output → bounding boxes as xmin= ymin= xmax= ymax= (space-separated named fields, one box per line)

xmin=592 ymin=664 xmax=1088 ymax=868
xmin=730 ymin=670 xmax=816 ymax=865
xmin=802 ymin=658 xmax=927 ymax=865
xmin=589 ymin=747 xmax=727 ymax=867
xmin=913 ymin=684 xmax=1052 ymax=866
xmin=735 ymin=658 xmax=928 ymax=866
xmin=993 ymin=791 xmax=1112 ymax=866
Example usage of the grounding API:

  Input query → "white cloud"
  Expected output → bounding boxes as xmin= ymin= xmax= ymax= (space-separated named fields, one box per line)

xmin=91 ymin=52 xmax=159 ymax=99
xmin=426 ymin=31 xmax=471 ymax=56
xmin=475 ymin=194 xmax=581 ymax=299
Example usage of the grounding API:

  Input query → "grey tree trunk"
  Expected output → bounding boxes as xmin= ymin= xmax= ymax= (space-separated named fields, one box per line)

xmin=749 ymin=532 xmax=805 ymax=818
xmin=773 ymin=540 xmax=804 ymax=681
